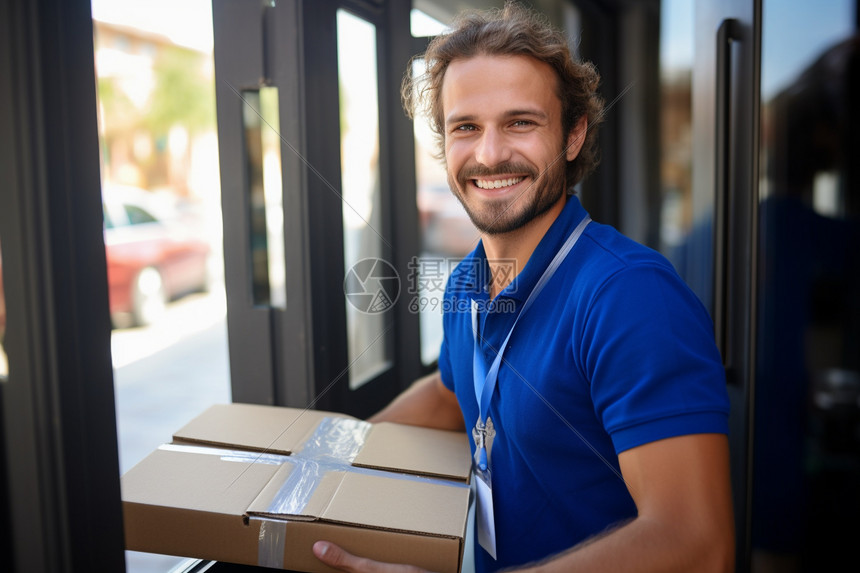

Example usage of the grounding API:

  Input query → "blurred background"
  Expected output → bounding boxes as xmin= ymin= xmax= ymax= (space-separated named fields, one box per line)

xmin=91 ymin=1 xmax=229 ymax=570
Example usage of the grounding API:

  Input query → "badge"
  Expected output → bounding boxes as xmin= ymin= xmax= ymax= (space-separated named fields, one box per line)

xmin=475 ymin=467 xmax=497 ymax=559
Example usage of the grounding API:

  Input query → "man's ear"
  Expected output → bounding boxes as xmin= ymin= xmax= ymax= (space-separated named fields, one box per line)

xmin=565 ymin=116 xmax=588 ymax=161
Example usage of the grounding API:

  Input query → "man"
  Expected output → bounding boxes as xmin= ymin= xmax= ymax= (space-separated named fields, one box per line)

xmin=315 ymin=4 xmax=734 ymax=572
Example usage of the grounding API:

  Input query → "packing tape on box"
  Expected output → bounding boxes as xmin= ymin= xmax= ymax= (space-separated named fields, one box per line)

xmin=163 ymin=416 xmax=468 ymax=569
xmin=158 ymin=443 xmax=291 ymax=465
xmin=263 ymin=448 xmax=468 ymax=517
xmin=254 ymin=517 xmax=287 ymax=568
xmin=256 ymin=417 xmax=468 ymax=568
xmin=298 ymin=416 xmax=371 ymax=462
xmin=263 ymin=416 xmax=468 ymax=514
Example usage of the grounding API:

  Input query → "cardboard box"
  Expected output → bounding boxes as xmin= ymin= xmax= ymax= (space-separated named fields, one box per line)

xmin=121 ymin=403 xmax=472 ymax=572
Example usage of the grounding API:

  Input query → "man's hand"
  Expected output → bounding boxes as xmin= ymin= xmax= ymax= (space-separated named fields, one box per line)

xmin=312 ymin=541 xmax=433 ymax=573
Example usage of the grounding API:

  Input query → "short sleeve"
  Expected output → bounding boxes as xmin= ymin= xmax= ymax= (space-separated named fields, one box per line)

xmin=579 ymin=264 xmax=730 ymax=454
xmin=437 ymin=333 xmax=455 ymax=392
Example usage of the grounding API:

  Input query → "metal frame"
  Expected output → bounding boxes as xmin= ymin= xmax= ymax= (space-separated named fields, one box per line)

xmin=0 ymin=0 xmax=125 ymax=570
xmin=214 ymin=0 xmax=425 ymax=419
xmin=693 ymin=2 xmax=759 ymax=570
xmin=213 ymin=0 xmax=312 ymax=407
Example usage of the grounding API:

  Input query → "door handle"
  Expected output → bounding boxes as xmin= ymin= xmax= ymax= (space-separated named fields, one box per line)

xmin=714 ymin=18 xmax=740 ymax=380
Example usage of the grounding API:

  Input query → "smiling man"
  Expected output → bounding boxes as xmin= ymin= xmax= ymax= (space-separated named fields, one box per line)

xmin=314 ymin=4 xmax=734 ymax=572
xmin=443 ymin=54 xmax=575 ymax=238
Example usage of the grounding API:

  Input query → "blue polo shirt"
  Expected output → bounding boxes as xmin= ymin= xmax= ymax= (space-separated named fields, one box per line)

xmin=437 ymin=196 xmax=729 ymax=572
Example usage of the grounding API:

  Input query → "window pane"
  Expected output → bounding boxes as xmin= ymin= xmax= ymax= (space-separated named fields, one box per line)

xmin=656 ymin=0 xmax=706 ymax=308
xmin=92 ymin=4 xmax=231 ymax=570
xmin=260 ymin=87 xmax=286 ymax=310
xmin=410 ymin=8 xmax=449 ymax=37
xmin=753 ymin=1 xmax=860 ymax=569
xmin=242 ymin=87 xmax=286 ymax=309
xmin=337 ymin=10 xmax=391 ymax=389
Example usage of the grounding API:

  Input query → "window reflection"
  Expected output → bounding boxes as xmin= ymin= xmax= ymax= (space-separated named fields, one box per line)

xmin=242 ymin=87 xmax=286 ymax=309
xmin=655 ymin=0 xmax=707 ymax=308
xmin=754 ymin=1 xmax=860 ymax=569
xmin=337 ymin=10 xmax=391 ymax=389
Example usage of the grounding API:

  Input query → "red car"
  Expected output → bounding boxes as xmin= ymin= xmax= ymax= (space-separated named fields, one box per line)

xmin=103 ymin=186 xmax=211 ymax=327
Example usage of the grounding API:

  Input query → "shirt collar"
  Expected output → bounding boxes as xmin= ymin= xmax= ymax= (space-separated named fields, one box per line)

xmin=452 ymin=195 xmax=587 ymax=301
xmin=475 ymin=195 xmax=589 ymax=302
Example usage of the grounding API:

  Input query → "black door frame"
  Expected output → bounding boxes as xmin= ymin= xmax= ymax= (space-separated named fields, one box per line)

xmin=213 ymin=0 xmax=425 ymax=420
xmin=694 ymin=1 xmax=760 ymax=570
xmin=0 ymin=0 xmax=126 ymax=570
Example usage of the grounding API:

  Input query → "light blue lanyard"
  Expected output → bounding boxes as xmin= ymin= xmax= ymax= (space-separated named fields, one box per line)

xmin=471 ymin=216 xmax=591 ymax=471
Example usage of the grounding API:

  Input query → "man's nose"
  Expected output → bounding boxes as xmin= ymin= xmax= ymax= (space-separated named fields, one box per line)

xmin=474 ymin=128 xmax=511 ymax=168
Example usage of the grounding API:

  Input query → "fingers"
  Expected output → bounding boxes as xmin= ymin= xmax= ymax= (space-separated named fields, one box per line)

xmin=313 ymin=541 xmax=367 ymax=572
xmin=312 ymin=541 xmax=429 ymax=573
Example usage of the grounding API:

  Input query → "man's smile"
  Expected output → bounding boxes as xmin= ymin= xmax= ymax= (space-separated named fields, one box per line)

xmin=473 ymin=176 xmax=526 ymax=190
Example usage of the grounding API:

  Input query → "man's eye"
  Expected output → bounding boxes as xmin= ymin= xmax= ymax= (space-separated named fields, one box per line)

xmin=512 ymin=120 xmax=534 ymax=127
xmin=455 ymin=124 xmax=476 ymax=132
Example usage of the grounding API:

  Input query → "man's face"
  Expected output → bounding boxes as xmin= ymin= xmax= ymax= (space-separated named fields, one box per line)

xmin=441 ymin=54 xmax=580 ymax=236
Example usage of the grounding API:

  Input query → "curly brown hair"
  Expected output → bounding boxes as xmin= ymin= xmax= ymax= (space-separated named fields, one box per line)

xmin=402 ymin=2 xmax=604 ymax=189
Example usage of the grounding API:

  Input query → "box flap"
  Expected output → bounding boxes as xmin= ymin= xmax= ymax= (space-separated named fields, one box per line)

xmin=246 ymin=466 xmax=470 ymax=539
xmin=320 ymin=471 xmax=470 ymax=538
xmin=172 ymin=405 xmax=472 ymax=483
xmin=121 ymin=447 xmax=283 ymax=516
xmin=246 ymin=463 xmax=345 ymax=521
xmin=172 ymin=403 xmax=348 ymax=455
xmin=354 ymin=422 xmax=471 ymax=481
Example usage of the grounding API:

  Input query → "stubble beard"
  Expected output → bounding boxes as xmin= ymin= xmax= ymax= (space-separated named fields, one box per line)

xmin=448 ymin=157 xmax=567 ymax=236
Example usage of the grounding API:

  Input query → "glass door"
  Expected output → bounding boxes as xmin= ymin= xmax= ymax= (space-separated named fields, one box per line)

xmin=92 ymin=1 xmax=232 ymax=570
xmin=662 ymin=1 xmax=759 ymax=568
xmin=753 ymin=1 xmax=860 ymax=570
